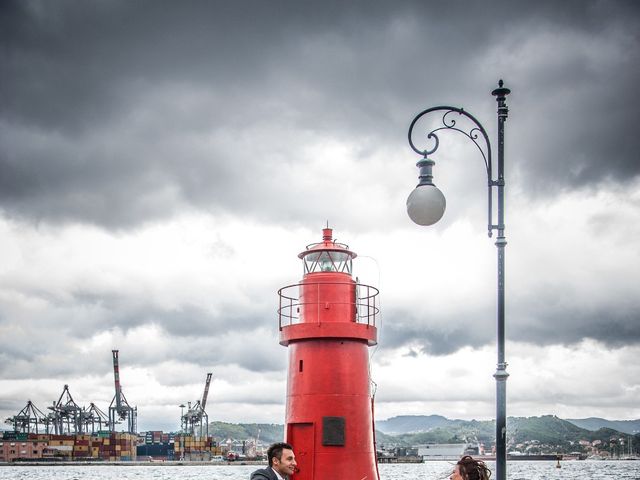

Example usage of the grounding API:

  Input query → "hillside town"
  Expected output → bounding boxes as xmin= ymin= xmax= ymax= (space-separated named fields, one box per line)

xmin=2 ymin=419 xmax=638 ymax=463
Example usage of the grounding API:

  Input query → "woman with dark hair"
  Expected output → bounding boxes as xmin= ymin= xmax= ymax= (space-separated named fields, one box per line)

xmin=449 ymin=455 xmax=492 ymax=480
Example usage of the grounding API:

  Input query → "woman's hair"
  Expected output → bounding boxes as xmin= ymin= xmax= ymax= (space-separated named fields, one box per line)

xmin=456 ymin=455 xmax=492 ymax=480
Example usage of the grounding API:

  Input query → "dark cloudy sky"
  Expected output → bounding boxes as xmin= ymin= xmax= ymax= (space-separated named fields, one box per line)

xmin=1 ymin=0 xmax=639 ymax=432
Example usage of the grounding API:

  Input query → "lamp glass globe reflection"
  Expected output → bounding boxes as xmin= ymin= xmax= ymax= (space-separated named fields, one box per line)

xmin=406 ymin=184 xmax=446 ymax=226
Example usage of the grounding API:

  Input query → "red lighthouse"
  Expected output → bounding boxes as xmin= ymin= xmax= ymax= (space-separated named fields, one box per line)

xmin=278 ymin=228 xmax=379 ymax=480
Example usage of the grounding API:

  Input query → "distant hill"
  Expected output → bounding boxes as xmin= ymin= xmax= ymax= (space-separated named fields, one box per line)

xmin=208 ymin=421 xmax=283 ymax=444
xmin=205 ymin=415 xmax=639 ymax=455
xmin=566 ymin=417 xmax=640 ymax=435
xmin=375 ymin=414 xmax=457 ymax=434
xmin=373 ymin=414 xmax=640 ymax=453
xmin=509 ymin=415 xmax=593 ymax=447
xmin=376 ymin=414 xmax=640 ymax=437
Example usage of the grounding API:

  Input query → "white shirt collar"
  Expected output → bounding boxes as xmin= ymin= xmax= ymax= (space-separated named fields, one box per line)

xmin=270 ymin=466 xmax=285 ymax=480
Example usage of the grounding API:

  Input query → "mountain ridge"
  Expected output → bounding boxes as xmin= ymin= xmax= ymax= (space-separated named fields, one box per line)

xmin=206 ymin=415 xmax=639 ymax=455
xmin=374 ymin=414 xmax=640 ymax=436
xmin=565 ymin=417 xmax=640 ymax=435
xmin=371 ymin=415 xmax=640 ymax=454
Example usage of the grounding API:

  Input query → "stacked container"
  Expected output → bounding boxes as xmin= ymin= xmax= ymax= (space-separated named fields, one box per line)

xmin=173 ymin=434 xmax=222 ymax=460
xmin=99 ymin=432 xmax=137 ymax=461
xmin=73 ymin=434 xmax=90 ymax=458
xmin=2 ymin=431 xmax=141 ymax=462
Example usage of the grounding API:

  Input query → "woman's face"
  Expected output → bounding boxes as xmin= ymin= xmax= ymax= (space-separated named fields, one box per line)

xmin=450 ymin=465 xmax=464 ymax=480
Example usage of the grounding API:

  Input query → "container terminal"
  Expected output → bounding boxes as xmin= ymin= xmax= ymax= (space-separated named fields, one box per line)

xmin=1 ymin=350 xmax=225 ymax=463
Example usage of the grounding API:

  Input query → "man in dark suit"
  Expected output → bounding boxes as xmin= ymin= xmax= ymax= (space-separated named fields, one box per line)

xmin=250 ymin=442 xmax=297 ymax=479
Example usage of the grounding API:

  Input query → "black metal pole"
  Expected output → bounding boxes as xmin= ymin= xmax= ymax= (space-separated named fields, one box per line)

xmin=492 ymin=80 xmax=510 ymax=480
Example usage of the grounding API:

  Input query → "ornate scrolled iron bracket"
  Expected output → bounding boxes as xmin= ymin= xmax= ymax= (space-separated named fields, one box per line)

xmin=407 ymin=80 xmax=509 ymax=237
xmin=408 ymin=106 xmax=492 ymax=175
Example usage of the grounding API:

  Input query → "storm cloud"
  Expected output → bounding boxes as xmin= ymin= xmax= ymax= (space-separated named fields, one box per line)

xmin=2 ymin=0 xmax=638 ymax=226
xmin=1 ymin=0 xmax=639 ymax=429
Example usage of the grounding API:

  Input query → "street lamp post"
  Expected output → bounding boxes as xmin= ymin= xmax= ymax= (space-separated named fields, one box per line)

xmin=406 ymin=80 xmax=511 ymax=480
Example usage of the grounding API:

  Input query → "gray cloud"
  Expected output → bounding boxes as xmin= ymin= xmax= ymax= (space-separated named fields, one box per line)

xmin=512 ymin=301 xmax=640 ymax=348
xmin=379 ymin=308 xmax=494 ymax=356
xmin=0 ymin=284 xmax=284 ymax=379
xmin=380 ymin=285 xmax=640 ymax=356
xmin=2 ymin=0 xmax=638 ymax=228
xmin=1 ymin=0 xmax=639 ymax=425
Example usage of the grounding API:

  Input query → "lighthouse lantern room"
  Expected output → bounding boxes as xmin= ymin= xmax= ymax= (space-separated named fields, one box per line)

xmin=278 ymin=227 xmax=379 ymax=480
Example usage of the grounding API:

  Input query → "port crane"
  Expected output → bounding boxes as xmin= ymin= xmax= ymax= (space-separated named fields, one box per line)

xmin=181 ymin=372 xmax=212 ymax=438
xmin=48 ymin=384 xmax=84 ymax=434
xmin=4 ymin=400 xmax=48 ymax=434
xmin=108 ymin=350 xmax=137 ymax=433
xmin=82 ymin=402 xmax=110 ymax=433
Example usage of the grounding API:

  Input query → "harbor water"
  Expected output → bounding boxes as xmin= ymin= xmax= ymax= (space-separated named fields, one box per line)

xmin=0 ymin=461 xmax=638 ymax=480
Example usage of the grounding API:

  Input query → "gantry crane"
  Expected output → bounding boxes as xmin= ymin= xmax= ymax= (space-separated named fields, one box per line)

xmin=48 ymin=385 xmax=84 ymax=434
xmin=181 ymin=372 xmax=212 ymax=438
xmin=108 ymin=350 xmax=137 ymax=433
xmin=81 ymin=402 xmax=110 ymax=433
xmin=4 ymin=400 xmax=47 ymax=434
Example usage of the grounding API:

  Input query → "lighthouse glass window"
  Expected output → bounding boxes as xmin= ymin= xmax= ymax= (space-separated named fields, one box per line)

xmin=303 ymin=251 xmax=352 ymax=274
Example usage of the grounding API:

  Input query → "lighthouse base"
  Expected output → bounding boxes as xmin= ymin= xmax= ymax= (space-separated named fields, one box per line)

xmin=285 ymin=339 xmax=378 ymax=480
xmin=287 ymin=420 xmax=378 ymax=480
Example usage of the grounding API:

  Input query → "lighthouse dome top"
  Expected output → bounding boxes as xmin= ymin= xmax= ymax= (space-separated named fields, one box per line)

xmin=298 ymin=227 xmax=356 ymax=274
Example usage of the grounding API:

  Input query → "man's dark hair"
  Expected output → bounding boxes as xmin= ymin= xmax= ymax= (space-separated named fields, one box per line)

xmin=267 ymin=442 xmax=293 ymax=467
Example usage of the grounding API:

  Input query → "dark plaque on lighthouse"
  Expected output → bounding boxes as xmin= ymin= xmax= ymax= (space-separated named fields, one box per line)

xmin=322 ymin=416 xmax=345 ymax=446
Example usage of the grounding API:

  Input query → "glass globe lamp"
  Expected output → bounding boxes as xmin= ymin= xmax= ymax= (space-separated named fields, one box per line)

xmin=406 ymin=183 xmax=446 ymax=226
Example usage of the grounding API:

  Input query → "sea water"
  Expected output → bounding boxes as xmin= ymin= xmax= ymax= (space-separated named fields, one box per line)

xmin=0 ymin=460 xmax=638 ymax=479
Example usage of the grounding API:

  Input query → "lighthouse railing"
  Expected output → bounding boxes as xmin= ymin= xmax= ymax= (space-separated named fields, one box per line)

xmin=277 ymin=281 xmax=379 ymax=329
